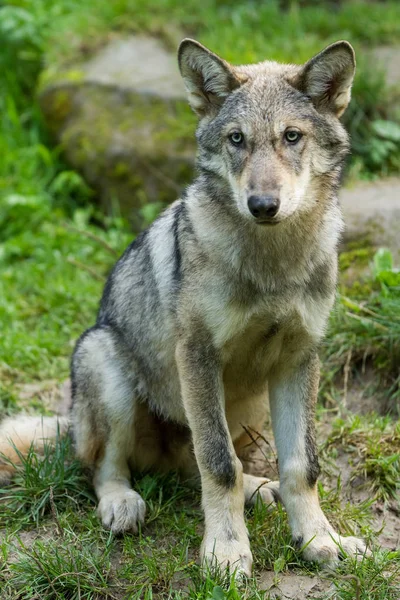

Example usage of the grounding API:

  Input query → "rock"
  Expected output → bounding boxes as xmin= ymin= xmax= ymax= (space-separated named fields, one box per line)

xmin=368 ymin=46 xmax=400 ymax=89
xmin=39 ymin=36 xmax=196 ymax=228
xmin=340 ymin=177 xmax=400 ymax=258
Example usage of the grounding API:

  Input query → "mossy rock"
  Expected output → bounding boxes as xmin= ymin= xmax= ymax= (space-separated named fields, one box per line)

xmin=340 ymin=178 xmax=400 ymax=261
xmin=39 ymin=36 xmax=197 ymax=228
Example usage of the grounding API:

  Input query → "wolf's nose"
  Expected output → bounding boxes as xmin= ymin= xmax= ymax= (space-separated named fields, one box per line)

xmin=248 ymin=195 xmax=280 ymax=220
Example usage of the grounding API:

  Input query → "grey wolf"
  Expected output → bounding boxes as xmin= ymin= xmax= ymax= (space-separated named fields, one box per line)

xmin=0 ymin=38 xmax=367 ymax=577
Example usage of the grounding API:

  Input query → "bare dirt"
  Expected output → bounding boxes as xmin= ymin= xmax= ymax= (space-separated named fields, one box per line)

xmin=259 ymin=571 xmax=333 ymax=599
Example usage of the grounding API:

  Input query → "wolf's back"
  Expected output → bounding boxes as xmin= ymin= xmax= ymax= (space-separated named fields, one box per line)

xmin=0 ymin=415 xmax=69 ymax=484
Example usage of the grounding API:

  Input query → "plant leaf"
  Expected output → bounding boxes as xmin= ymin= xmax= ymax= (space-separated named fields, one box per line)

xmin=371 ymin=120 xmax=400 ymax=143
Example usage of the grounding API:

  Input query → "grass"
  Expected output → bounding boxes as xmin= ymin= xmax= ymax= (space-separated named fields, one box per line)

xmin=0 ymin=205 xmax=132 ymax=417
xmin=0 ymin=0 xmax=400 ymax=598
xmin=333 ymin=550 xmax=400 ymax=600
xmin=0 ymin=432 xmax=94 ymax=528
xmin=321 ymin=246 xmax=400 ymax=413
xmin=1 ymin=404 xmax=399 ymax=598
xmin=324 ymin=414 xmax=400 ymax=502
xmin=2 ymin=524 xmax=116 ymax=599
xmin=1 ymin=443 xmax=399 ymax=598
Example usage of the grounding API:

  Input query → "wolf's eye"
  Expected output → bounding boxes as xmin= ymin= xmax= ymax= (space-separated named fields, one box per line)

xmin=229 ymin=131 xmax=244 ymax=146
xmin=284 ymin=130 xmax=302 ymax=144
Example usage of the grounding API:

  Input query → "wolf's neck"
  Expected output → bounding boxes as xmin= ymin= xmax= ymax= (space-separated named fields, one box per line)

xmin=187 ymin=175 xmax=343 ymax=292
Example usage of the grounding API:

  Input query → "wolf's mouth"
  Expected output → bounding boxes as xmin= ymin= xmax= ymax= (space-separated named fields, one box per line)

xmin=255 ymin=219 xmax=281 ymax=226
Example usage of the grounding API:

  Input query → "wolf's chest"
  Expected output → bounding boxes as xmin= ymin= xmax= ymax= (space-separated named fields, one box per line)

xmin=208 ymin=289 xmax=331 ymax=367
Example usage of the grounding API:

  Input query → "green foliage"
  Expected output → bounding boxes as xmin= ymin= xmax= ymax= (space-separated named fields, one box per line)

xmin=333 ymin=550 xmax=400 ymax=600
xmin=0 ymin=6 xmax=44 ymax=100
xmin=327 ymin=414 xmax=400 ymax=501
xmin=3 ymin=525 xmax=115 ymax=599
xmin=0 ymin=207 xmax=131 ymax=409
xmin=0 ymin=432 xmax=93 ymax=527
xmin=343 ymin=65 xmax=400 ymax=176
xmin=322 ymin=248 xmax=400 ymax=408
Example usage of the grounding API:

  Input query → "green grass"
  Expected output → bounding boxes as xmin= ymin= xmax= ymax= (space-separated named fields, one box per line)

xmin=0 ymin=433 xmax=94 ymax=528
xmin=2 ymin=523 xmax=116 ymax=599
xmin=13 ymin=0 xmax=400 ymax=67
xmin=0 ymin=205 xmax=132 ymax=415
xmin=333 ymin=550 xmax=400 ymax=600
xmin=0 ymin=89 xmax=132 ymax=411
xmin=1 ymin=446 xmax=399 ymax=598
xmin=1 ymin=419 xmax=398 ymax=598
xmin=324 ymin=414 xmax=400 ymax=502
xmin=321 ymin=246 xmax=400 ymax=412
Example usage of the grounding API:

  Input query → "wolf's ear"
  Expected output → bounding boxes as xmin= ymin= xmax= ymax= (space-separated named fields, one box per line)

xmin=178 ymin=39 xmax=244 ymax=117
xmin=297 ymin=41 xmax=356 ymax=117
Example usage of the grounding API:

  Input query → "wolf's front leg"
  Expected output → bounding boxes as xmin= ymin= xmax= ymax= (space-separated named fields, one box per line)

xmin=176 ymin=338 xmax=252 ymax=578
xmin=269 ymin=354 xmax=367 ymax=565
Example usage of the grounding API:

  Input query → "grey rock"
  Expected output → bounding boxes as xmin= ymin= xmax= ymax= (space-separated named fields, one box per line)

xmin=39 ymin=36 xmax=196 ymax=228
xmin=368 ymin=45 xmax=400 ymax=89
xmin=83 ymin=36 xmax=186 ymax=98
xmin=340 ymin=178 xmax=400 ymax=257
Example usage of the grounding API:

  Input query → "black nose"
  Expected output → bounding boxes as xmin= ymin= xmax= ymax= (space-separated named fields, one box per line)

xmin=248 ymin=195 xmax=280 ymax=220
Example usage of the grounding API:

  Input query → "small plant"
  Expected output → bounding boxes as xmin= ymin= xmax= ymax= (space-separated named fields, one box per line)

xmin=332 ymin=549 xmax=400 ymax=600
xmin=4 ymin=525 xmax=115 ymax=599
xmin=0 ymin=6 xmax=44 ymax=100
xmin=0 ymin=432 xmax=93 ymax=527
xmin=344 ymin=65 xmax=400 ymax=177
xmin=322 ymin=247 xmax=400 ymax=409
xmin=325 ymin=414 xmax=400 ymax=502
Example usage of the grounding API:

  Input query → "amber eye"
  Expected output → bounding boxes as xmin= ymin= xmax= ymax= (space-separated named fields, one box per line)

xmin=229 ymin=131 xmax=244 ymax=146
xmin=284 ymin=130 xmax=302 ymax=144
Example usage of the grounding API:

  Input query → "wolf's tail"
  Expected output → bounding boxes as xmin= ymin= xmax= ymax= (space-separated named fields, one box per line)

xmin=0 ymin=415 xmax=70 ymax=484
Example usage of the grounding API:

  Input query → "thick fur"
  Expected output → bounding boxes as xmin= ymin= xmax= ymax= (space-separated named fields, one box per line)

xmin=0 ymin=416 xmax=69 ymax=484
xmin=0 ymin=39 xmax=367 ymax=576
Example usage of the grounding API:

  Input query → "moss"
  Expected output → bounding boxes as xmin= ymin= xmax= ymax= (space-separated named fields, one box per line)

xmin=40 ymin=87 xmax=75 ymax=133
xmin=41 ymin=81 xmax=196 ymax=223
xmin=38 ymin=67 xmax=85 ymax=93
xmin=339 ymin=238 xmax=377 ymax=294
xmin=339 ymin=246 xmax=376 ymax=271
xmin=111 ymin=162 xmax=131 ymax=179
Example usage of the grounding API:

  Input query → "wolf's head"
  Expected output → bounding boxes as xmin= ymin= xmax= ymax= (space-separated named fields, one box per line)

xmin=178 ymin=40 xmax=355 ymax=225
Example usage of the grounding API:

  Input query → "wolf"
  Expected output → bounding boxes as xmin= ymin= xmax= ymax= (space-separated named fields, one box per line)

xmin=0 ymin=38 xmax=367 ymax=576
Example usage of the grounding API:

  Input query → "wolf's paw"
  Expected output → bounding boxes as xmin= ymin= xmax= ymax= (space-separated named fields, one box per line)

xmin=244 ymin=475 xmax=280 ymax=507
xmin=201 ymin=537 xmax=253 ymax=579
xmin=98 ymin=489 xmax=146 ymax=534
xmin=300 ymin=532 xmax=368 ymax=565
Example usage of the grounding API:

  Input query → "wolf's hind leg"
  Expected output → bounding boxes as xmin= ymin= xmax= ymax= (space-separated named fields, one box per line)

xmin=94 ymin=425 xmax=146 ymax=534
xmin=243 ymin=474 xmax=280 ymax=507
xmin=72 ymin=326 xmax=146 ymax=534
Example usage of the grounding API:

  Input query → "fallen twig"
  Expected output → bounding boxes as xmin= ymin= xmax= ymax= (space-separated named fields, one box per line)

xmin=67 ymin=258 xmax=105 ymax=281
xmin=62 ymin=222 xmax=118 ymax=257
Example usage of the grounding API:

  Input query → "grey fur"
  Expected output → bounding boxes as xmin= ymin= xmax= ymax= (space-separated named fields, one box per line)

xmin=69 ymin=39 xmax=367 ymax=572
